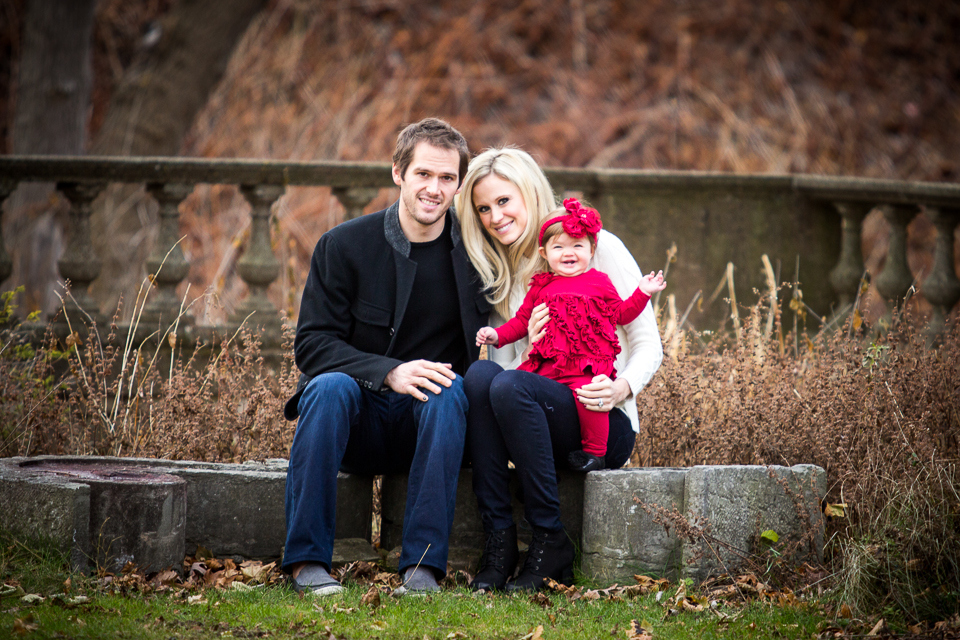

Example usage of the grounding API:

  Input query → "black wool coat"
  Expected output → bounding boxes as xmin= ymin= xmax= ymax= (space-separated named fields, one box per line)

xmin=283 ymin=201 xmax=491 ymax=420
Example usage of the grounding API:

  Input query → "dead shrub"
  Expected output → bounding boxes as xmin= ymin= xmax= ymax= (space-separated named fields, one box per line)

xmin=635 ymin=291 xmax=960 ymax=622
xmin=0 ymin=287 xmax=298 ymax=463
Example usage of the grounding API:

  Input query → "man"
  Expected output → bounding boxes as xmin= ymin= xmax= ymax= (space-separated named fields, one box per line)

xmin=282 ymin=118 xmax=489 ymax=595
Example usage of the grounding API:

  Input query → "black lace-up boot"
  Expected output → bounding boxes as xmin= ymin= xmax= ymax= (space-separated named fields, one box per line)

xmin=470 ymin=524 xmax=519 ymax=591
xmin=506 ymin=526 xmax=575 ymax=592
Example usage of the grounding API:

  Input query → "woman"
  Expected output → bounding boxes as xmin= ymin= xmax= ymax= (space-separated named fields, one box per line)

xmin=455 ymin=147 xmax=663 ymax=592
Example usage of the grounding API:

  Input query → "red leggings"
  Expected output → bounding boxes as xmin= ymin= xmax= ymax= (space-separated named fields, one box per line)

xmin=521 ymin=362 xmax=613 ymax=456
xmin=562 ymin=375 xmax=609 ymax=456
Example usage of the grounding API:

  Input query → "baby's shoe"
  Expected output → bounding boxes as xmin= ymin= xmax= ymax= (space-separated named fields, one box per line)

xmin=567 ymin=450 xmax=605 ymax=472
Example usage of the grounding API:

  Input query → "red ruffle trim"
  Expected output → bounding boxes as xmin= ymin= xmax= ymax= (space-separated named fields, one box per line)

xmin=529 ymin=272 xmax=554 ymax=288
xmin=528 ymin=292 xmax=621 ymax=376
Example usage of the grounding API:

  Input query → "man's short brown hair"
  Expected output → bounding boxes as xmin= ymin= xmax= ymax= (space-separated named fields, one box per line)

xmin=393 ymin=118 xmax=469 ymax=186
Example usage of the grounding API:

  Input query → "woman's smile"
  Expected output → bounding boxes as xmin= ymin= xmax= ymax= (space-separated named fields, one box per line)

xmin=472 ymin=174 xmax=529 ymax=246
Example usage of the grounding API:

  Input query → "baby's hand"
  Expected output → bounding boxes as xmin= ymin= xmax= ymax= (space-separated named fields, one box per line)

xmin=476 ymin=326 xmax=499 ymax=347
xmin=639 ymin=270 xmax=666 ymax=295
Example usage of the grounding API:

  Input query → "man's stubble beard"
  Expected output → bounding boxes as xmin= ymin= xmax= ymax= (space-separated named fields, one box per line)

xmin=400 ymin=186 xmax=449 ymax=229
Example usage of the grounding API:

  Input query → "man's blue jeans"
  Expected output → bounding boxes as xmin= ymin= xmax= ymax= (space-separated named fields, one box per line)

xmin=283 ymin=372 xmax=468 ymax=578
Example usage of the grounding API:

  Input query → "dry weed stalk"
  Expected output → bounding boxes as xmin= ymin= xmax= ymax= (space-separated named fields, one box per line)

xmin=634 ymin=257 xmax=960 ymax=620
xmin=0 ymin=284 xmax=298 ymax=462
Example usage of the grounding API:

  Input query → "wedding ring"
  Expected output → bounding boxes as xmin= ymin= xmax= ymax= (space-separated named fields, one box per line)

xmin=598 ymin=399 xmax=604 ymax=408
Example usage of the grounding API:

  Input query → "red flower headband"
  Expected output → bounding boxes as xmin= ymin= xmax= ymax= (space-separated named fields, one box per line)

xmin=537 ymin=198 xmax=603 ymax=246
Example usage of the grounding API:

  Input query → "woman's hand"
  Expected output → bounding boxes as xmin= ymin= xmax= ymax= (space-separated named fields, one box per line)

xmin=576 ymin=376 xmax=632 ymax=412
xmin=527 ymin=303 xmax=550 ymax=344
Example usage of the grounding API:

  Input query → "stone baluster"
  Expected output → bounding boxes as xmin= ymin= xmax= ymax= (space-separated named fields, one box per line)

xmin=56 ymin=181 xmax=106 ymax=323
xmin=874 ymin=204 xmax=918 ymax=310
xmin=0 ymin=180 xmax=15 ymax=286
xmin=332 ymin=186 xmax=380 ymax=221
xmin=233 ymin=184 xmax=284 ymax=336
xmin=922 ymin=207 xmax=960 ymax=337
xmin=142 ymin=183 xmax=194 ymax=326
xmin=828 ymin=202 xmax=871 ymax=313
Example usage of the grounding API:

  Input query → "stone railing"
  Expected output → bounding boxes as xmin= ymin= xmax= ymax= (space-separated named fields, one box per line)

xmin=1 ymin=157 xmax=959 ymax=341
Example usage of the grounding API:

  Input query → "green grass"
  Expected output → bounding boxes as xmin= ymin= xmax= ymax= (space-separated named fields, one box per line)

xmin=2 ymin=585 xmax=828 ymax=640
xmin=0 ymin=534 xmax=832 ymax=640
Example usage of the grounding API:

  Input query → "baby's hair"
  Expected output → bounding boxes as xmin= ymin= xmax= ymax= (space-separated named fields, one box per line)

xmin=540 ymin=206 xmax=598 ymax=251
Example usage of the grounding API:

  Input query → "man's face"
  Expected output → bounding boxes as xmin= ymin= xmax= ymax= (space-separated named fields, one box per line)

xmin=392 ymin=141 xmax=461 ymax=240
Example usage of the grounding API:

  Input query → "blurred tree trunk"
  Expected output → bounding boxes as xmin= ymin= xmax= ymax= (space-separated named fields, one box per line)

xmin=6 ymin=0 xmax=96 ymax=313
xmin=88 ymin=0 xmax=267 ymax=316
xmin=90 ymin=0 xmax=266 ymax=157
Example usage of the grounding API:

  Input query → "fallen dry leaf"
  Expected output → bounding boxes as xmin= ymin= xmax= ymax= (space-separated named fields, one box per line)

xmin=681 ymin=597 xmax=704 ymax=612
xmin=360 ymin=585 xmax=381 ymax=609
xmin=13 ymin=613 xmax=38 ymax=636
xmin=529 ymin=592 xmax=552 ymax=608
xmin=867 ymin=618 xmax=886 ymax=636
xmin=152 ymin=569 xmax=179 ymax=586
xmin=633 ymin=575 xmax=670 ymax=593
xmin=627 ymin=618 xmax=654 ymax=640
xmin=331 ymin=603 xmax=356 ymax=614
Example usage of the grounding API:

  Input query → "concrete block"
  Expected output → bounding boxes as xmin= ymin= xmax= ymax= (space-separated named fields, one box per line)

xmin=0 ymin=456 xmax=372 ymax=566
xmin=447 ymin=546 xmax=483 ymax=574
xmin=332 ymin=538 xmax=379 ymax=565
xmin=381 ymin=468 xmax=585 ymax=560
xmin=171 ymin=468 xmax=286 ymax=559
xmin=0 ymin=470 xmax=91 ymax=571
xmin=153 ymin=463 xmax=370 ymax=558
xmin=84 ymin=471 xmax=186 ymax=574
xmin=0 ymin=458 xmax=186 ymax=573
xmin=101 ymin=458 xmax=370 ymax=557
xmin=581 ymin=468 xmax=687 ymax=582
xmin=146 ymin=459 xmax=371 ymax=555
xmin=682 ymin=464 xmax=826 ymax=582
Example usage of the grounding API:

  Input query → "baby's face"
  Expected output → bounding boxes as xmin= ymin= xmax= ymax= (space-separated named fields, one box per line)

xmin=539 ymin=232 xmax=593 ymax=277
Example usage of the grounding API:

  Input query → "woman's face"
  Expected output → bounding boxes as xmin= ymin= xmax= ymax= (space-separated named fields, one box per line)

xmin=471 ymin=173 xmax=529 ymax=246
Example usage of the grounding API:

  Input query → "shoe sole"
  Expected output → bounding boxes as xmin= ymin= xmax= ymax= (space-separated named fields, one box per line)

xmin=506 ymin=568 xmax=575 ymax=592
xmin=394 ymin=586 xmax=440 ymax=597
xmin=305 ymin=584 xmax=345 ymax=596
xmin=289 ymin=576 xmax=344 ymax=597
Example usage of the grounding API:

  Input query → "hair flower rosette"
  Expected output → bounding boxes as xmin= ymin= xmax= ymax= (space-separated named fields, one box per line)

xmin=561 ymin=198 xmax=602 ymax=238
xmin=538 ymin=198 xmax=603 ymax=246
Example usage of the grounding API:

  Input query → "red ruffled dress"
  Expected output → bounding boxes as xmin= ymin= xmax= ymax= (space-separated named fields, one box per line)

xmin=496 ymin=269 xmax=651 ymax=455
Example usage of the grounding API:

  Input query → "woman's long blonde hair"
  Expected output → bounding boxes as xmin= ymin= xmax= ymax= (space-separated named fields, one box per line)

xmin=455 ymin=147 xmax=557 ymax=319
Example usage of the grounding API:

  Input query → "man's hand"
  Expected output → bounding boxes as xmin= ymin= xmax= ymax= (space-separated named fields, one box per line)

xmin=384 ymin=360 xmax=456 ymax=402
xmin=528 ymin=303 xmax=550 ymax=344
xmin=476 ymin=327 xmax=500 ymax=347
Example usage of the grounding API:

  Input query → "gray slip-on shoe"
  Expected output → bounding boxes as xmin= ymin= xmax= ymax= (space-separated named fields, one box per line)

xmin=394 ymin=566 xmax=441 ymax=596
xmin=289 ymin=563 xmax=344 ymax=597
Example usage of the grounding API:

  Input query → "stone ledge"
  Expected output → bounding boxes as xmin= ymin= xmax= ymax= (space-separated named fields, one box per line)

xmin=0 ymin=456 xmax=372 ymax=571
xmin=581 ymin=467 xmax=687 ymax=581
xmin=381 ymin=469 xmax=585 ymax=552
xmin=382 ymin=464 xmax=825 ymax=581
xmin=2 ymin=457 xmax=826 ymax=583
xmin=582 ymin=464 xmax=826 ymax=583
xmin=682 ymin=464 xmax=826 ymax=582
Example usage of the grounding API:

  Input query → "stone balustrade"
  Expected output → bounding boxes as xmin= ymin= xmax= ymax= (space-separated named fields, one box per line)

xmin=1 ymin=157 xmax=959 ymax=339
